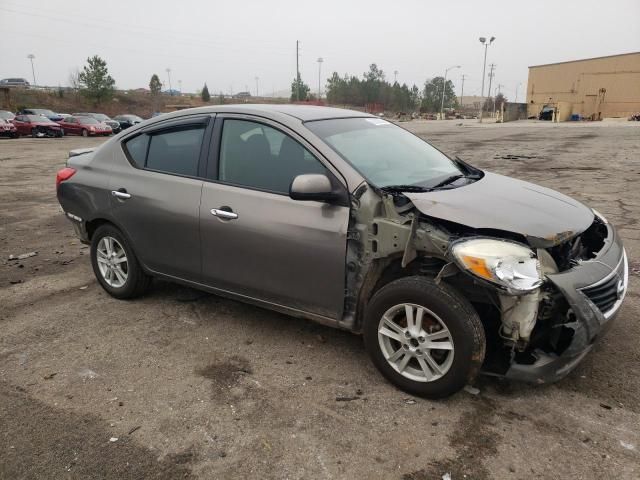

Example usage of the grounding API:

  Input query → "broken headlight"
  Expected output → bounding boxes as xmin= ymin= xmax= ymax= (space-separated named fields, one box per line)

xmin=451 ymin=239 xmax=543 ymax=293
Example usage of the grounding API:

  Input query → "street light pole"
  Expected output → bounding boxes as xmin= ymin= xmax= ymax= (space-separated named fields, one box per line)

xmin=255 ymin=76 xmax=259 ymax=97
xmin=515 ymin=82 xmax=521 ymax=103
xmin=27 ymin=54 xmax=36 ymax=86
xmin=178 ymin=80 xmax=182 ymax=95
xmin=317 ymin=57 xmax=323 ymax=100
xmin=166 ymin=68 xmax=172 ymax=95
xmin=440 ymin=65 xmax=460 ymax=119
xmin=394 ymin=70 xmax=398 ymax=83
xmin=478 ymin=36 xmax=495 ymax=123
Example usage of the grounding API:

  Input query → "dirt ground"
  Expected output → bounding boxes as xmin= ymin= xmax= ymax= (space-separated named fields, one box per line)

xmin=1 ymin=119 xmax=639 ymax=479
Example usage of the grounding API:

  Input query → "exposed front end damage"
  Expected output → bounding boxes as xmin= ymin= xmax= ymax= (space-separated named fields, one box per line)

xmin=343 ymin=182 xmax=628 ymax=383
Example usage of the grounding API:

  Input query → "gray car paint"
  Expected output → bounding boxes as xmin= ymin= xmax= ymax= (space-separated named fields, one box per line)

xmin=57 ymin=104 xmax=627 ymax=385
xmin=404 ymin=172 xmax=595 ymax=247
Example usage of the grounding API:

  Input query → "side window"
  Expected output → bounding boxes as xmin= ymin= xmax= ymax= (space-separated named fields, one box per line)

xmin=219 ymin=119 xmax=328 ymax=193
xmin=146 ymin=126 xmax=205 ymax=176
xmin=123 ymin=125 xmax=205 ymax=176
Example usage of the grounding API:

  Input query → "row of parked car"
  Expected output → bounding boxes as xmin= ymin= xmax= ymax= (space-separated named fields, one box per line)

xmin=0 ymin=108 xmax=144 ymax=139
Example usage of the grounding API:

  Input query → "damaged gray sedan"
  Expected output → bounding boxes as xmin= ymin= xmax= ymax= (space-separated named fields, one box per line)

xmin=56 ymin=105 xmax=628 ymax=398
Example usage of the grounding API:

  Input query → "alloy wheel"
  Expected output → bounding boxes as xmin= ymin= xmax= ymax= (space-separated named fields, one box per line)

xmin=377 ymin=303 xmax=455 ymax=382
xmin=96 ymin=236 xmax=128 ymax=288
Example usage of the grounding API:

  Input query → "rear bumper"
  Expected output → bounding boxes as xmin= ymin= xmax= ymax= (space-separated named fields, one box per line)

xmin=505 ymin=224 xmax=628 ymax=383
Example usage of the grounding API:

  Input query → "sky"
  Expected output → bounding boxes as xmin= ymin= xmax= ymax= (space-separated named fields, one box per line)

xmin=1 ymin=0 xmax=639 ymax=101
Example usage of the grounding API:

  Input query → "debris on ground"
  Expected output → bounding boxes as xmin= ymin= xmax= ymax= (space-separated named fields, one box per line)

xmin=442 ymin=473 xmax=452 ymax=480
xmin=109 ymin=437 xmax=118 ymax=443
xmin=43 ymin=372 xmax=57 ymax=380
xmin=464 ymin=385 xmax=480 ymax=395
xmin=128 ymin=426 xmax=141 ymax=435
xmin=620 ymin=441 xmax=635 ymax=451
xmin=599 ymin=403 xmax=613 ymax=410
xmin=8 ymin=251 xmax=38 ymax=261
xmin=335 ymin=396 xmax=359 ymax=402
xmin=79 ymin=286 xmax=88 ymax=290
xmin=404 ymin=398 xmax=417 ymax=405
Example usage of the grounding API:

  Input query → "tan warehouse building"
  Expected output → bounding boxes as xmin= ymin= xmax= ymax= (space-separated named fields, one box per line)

xmin=526 ymin=51 xmax=640 ymax=120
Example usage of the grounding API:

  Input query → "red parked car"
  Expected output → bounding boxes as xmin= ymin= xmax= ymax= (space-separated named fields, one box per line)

xmin=0 ymin=118 xmax=18 ymax=138
xmin=12 ymin=114 xmax=63 ymax=137
xmin=57 ymin=116 xmax=112 ymax=137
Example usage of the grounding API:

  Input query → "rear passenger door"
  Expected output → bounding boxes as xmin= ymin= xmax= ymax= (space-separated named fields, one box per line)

xmin=109 ymin=115 xmax=213 ymax=281
xmin=199 ymin=116 xmax=350 ymax=319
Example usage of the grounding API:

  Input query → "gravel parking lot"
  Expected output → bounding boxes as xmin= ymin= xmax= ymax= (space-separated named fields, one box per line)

xmin=1 ymin=119 xmax=639 ymax=479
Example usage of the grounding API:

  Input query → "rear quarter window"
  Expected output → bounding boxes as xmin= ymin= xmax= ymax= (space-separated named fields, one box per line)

xmin=123 ymin=134 xmax=149 ymax=167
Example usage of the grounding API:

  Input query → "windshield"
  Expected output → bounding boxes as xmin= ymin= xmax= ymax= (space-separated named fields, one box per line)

xmin=25 ymin=115 xmax=55 ymax=123
xmin=93 ymin=114 xmax=110 ymax=121
xmin=306 ymin=118 xmax=461 ymax=188
xmin=77 ymin=117 xmax=99 ymax=124
xmin=0 ymin=111 xmax=14 ymax=120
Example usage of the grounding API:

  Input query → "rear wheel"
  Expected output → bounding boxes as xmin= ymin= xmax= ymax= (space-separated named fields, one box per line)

xmin=363 ymin=276 xmax=485 ymax=399
xmin=90 ymin=224 xmax=151 ymax=299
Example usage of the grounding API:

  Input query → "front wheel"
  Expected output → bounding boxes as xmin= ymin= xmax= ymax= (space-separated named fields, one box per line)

xmin=90 ymin=224 xmax=151 ymax=299
xmin=363 ymin=276 xmax=485 ymax=399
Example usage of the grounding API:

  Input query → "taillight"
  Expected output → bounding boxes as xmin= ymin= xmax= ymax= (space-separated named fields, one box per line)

xmin=56 ymin=167 xmax=76 ymax=188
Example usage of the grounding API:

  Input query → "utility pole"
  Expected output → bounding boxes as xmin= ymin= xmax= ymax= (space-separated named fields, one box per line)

xmin=440 ymin=65 xmax=460 ymax=120
xmin=255 ymin=76 xmax=259 ymax=97
xmin=317 ymin=57 xmax=323 ymax=100
xmin=515 ymin=82 xmax=521 ymax=103
xmin=478 ymin=36 xmax=495 ymax=123
xmin=295 ymin=40 xmax=300 ymax=101
xmin=166 ymin=68 xmax=172 ymax=95
xmin=178 ymin=80 xmax=182 ymax=95
xmin=493 ymin=83 xmax=503 ymax=113
xmin=486 ymin=63 xmax=496 ymax=117
xmin=459 ymin=74 xmax=467 ymax=109
xmin=27 ymin=54 xmax=36 ymax=86
xmin=394 ymin=70 xmax=398 ymax=83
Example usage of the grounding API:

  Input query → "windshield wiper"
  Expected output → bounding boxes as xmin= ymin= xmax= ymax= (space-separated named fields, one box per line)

xmin=429 ymin=174 xmax=465 ymax=189
xmin=380 ymin=184 xmax=432 ymax=193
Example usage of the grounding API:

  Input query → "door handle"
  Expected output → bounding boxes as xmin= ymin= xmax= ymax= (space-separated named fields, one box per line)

xmin=111 ymin=189 xmax=132 ymax=200
xmin=210 ymin=207 xmax=238 ymax=220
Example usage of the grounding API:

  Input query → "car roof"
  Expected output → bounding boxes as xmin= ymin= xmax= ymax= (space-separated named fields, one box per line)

xmin=141 ymin=104 xmax=373 ymax=124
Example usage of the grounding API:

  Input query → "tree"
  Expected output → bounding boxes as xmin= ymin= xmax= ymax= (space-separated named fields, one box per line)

xmin=201 ymin=83 xmax=210 ymax=102
xmin=421 ymin=77 xmax=456 ymax=113
xmin=494 ymin=92 xmax=507 ymax=111
xmin=290 ymin=74 xmax=310 ymax=101
xmin=325 ymin=66 xmax=421 ymax=112
xmin=78 ymin=55 xmax=115 ymax=105
xmin=149 ymin=74 xmax=162 ymax=96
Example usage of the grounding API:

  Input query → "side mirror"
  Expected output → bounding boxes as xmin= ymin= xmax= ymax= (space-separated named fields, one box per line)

xmin=289 ymin=174 xmax=339 ymax=203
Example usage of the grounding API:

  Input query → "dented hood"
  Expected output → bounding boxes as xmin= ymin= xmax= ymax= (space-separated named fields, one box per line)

xmin=404 ymin=171 xmax=594 ymax=247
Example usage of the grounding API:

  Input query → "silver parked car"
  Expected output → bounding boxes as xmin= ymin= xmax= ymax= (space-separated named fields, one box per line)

xmin=56 ymin=105 xmax=628 ymax=398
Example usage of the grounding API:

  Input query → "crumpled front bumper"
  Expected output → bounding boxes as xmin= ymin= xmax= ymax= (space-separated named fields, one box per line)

xmin=505 ymin=223 xmax=628 ymax=383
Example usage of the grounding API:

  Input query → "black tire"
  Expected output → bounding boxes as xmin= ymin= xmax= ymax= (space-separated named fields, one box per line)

xmin=90 ymin=224 xmax=151 ymax=299
xmin=363 ymin=276 xmax=485 ymax=399
xmin=31 ymin=128 xmax=37 ymax=138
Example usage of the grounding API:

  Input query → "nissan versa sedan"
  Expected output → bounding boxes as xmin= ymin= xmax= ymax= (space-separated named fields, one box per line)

xmin=56 ymin=105 xmax=628 ymax=398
